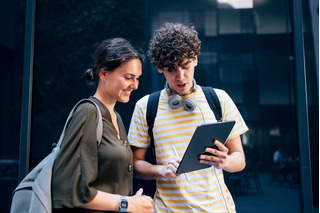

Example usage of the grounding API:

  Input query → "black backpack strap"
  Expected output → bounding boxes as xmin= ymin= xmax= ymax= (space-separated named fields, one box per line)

xmin=133 ymin=92 xmax=160 ymax=198
xmin=146 ymin=91 xmax=161 ymax=164
xmin=201 ymin=86 xmax=222 ymax=122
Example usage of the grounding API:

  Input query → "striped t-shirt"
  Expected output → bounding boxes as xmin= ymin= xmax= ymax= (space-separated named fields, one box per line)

xmin=128 ymin=86 xmax=248 ymax=213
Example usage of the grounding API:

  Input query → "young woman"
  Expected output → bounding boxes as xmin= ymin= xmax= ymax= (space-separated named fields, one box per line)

xmin=51 ymin=38 xmax=154 ymax=213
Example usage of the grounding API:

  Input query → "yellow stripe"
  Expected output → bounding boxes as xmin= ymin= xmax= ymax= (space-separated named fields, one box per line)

xmin=128 ymin=88 xmax=248 ymax=212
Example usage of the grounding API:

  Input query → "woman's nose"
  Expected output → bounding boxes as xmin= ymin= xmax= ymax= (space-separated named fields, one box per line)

xmin=131 ymin=79 xmax=139 ymax=90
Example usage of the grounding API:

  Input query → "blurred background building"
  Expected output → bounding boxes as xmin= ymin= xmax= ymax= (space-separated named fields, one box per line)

xmin=0 ymin=0 xmax=318 ymax=212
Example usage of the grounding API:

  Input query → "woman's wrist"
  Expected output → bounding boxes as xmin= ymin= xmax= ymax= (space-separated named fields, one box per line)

xmin=118 ymin=196 xmax=129 ymax=212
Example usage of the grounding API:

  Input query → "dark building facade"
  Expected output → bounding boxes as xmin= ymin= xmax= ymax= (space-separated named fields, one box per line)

xmin=0 ymin=0 xmax=318 ymax=212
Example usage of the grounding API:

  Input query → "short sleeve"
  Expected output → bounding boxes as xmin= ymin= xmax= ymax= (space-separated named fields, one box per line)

xmin=128 ymin=95 xmax=150 ymax=148
xmin=52 ymin=103 xmax=99 ymax=208
xmin=215 ymin=89 xmax=249 ymax=139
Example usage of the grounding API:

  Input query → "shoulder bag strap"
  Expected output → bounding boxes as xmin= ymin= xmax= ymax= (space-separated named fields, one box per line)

xmin=56 ymin=99 xmax=103 ymax=148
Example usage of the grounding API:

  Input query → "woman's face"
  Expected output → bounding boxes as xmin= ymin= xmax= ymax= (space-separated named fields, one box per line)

xmin=101 ymin=59 xmax=142 ymax=103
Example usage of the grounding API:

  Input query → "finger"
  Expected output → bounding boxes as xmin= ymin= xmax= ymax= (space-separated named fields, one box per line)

xmin=172 ymin=156 xmax=181 ymax=163
xmin=200 ymin=159 xmax=222 ymax=168
xmin=170 ymin=166 xmax=180 ymax=177
xmin=204 ymin=147 xmax=219 ymax=156
xmin=214 ymin=140 xmax=228 ymax=151
xmin=165 ymin=164 xmax=178 ymax=177
xmin=167 ymin=163 xmax=176 ymax=172
xmin=199 ymin=153 xmax=220 ymax=163
xmin=168 ymin=159 xmax=180 ymax=168
xmin=172 ymin=155 xmax=181 ymax=161
xmin=135 ymin=188 xmax=143 ymax=196
xmin=200 ymin=153 xmax=213 ymax=161
xmin=199 ymin=159 xmax=213 ymax=165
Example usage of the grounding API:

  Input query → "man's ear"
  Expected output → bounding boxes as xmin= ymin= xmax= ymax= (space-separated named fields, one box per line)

xmin=157 ymin=67 xmax=163 ymax=73
xmin=194 ymin=56 xmax=198 ymax=66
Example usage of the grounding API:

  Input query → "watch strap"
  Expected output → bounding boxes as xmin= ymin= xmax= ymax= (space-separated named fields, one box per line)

xmin=118 ymin=196 xmax=128 ymax=212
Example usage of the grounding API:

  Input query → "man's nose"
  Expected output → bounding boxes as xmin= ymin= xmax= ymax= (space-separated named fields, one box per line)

xmin=175 ymin=68 xmax=184 ymax=80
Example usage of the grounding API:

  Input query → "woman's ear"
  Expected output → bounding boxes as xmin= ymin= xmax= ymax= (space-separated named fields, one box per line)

xmin=99 ymin=69 xmax=107 ymax=81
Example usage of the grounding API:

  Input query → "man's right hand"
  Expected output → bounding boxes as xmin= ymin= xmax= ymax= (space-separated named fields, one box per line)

xmin=158 ymin=156 xmax=180 ymax=179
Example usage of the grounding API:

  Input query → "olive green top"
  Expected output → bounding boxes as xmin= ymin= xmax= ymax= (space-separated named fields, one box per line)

xmin=52 ymin=97 xmax=133 ymax=213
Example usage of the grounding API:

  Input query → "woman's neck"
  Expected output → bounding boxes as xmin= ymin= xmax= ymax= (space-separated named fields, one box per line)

xmin=94 ymin=92 xmax=120 ymax=136
xmin=93 ymin=93 xmax=115 ymax=113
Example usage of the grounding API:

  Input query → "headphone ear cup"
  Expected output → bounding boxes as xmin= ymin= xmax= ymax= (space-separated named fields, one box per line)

xmin=183 ymin=97 xmax=197 ymax=111
xmin=168 ymin=94 xmax=182 ymax=109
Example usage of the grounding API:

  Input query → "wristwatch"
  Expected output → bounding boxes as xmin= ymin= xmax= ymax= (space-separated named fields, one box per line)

xmin=118 ymin=196 xmax=128 ymax=212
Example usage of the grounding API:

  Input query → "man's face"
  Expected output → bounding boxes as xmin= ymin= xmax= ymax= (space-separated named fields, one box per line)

xmin=158 ymin=57 xmax=198 ymax=95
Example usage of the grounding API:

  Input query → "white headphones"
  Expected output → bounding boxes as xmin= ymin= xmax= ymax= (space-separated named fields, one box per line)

xmin=165 ymin=79 xmax=197 ymax=111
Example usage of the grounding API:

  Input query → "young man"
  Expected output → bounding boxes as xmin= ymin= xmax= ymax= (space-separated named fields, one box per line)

xmin=128 ymin=22 xmax=249 ymax=212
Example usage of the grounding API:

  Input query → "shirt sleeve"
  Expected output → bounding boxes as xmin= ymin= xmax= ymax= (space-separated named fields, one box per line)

xmin=215 ymin=89 xmax=249 ymax=139
xmin=128 ymin=95 xmax=151 ymax=148
xmin=52 ymin=102 xmax=99 ymax=208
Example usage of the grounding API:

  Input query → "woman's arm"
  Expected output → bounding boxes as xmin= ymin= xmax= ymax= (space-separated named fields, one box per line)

xmin=79 ymin=189 xmax=154 ymax=213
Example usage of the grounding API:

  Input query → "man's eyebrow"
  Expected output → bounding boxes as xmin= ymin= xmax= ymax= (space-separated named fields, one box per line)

xmin=180 ymin=60 xmax=191 ymax=67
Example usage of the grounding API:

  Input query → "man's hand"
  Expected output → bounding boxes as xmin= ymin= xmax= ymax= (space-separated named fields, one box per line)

xmin=199 ymin=140 xmax=230 ymax=169
xmin=158 ymin=157 xmax=180 ymax=179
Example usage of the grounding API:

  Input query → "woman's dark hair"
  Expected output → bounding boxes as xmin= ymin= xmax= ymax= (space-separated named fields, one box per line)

xmin=84 ymin=38 xmax=144 ymax=83
xmin=147 ymin=22 xmax=201 ymax=72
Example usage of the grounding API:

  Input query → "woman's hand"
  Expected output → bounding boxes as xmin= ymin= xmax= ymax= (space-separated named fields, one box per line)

xmin=127 ymin=188 xmax=154 ymax=213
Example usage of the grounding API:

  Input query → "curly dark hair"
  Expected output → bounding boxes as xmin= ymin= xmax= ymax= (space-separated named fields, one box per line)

xmin=147 ymin=22 xmax=201 ymax=72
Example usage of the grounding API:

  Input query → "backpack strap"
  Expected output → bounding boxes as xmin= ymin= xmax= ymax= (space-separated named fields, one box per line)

xmin=146 ymin=91 xmax=161 ymax=164
xmin=145 ymin=87 xmax=222 ymax=163
xmin=201 ymin=86 xmax=222 ymax=122
xmin=56 ymin=98 xmax=103 ymax=148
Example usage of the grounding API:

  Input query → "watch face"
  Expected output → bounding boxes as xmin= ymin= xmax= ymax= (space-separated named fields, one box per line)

xmin=120 ymin=199 xmax=128 ymax=208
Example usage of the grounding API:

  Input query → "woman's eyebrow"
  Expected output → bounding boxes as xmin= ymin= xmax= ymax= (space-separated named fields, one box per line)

xmin=123 ymin=73 xmax=141 ymax=78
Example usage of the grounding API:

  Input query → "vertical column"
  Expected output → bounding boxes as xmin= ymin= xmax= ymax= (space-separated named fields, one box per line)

xmin=292 ymin=0 xmax=314 ymax=212
xmin=18 ymin=0 xmax=36 ymax=182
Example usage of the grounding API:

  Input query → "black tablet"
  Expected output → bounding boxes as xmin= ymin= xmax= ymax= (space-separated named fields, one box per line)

xmin=176 ymin=120 xmax=236 ymax=174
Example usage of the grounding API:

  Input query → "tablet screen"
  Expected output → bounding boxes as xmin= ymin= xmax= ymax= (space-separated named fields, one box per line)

xmin=176 ymin=120 xmax=235 ymax=174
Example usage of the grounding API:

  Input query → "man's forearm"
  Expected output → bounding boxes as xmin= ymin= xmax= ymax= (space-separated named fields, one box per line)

xmin=134 ymin=160 xmax=162 ymax=180
xmin=223 ymin=152 xmax=246 ymax=173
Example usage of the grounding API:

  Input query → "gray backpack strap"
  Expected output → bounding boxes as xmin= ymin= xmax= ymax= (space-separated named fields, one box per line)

xmin=56 ymin=98 xmax=103 ymax=147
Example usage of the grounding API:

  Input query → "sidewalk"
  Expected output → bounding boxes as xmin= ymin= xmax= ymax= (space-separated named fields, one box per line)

xmin=231 ymin=173 xmax=318 ymax=213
